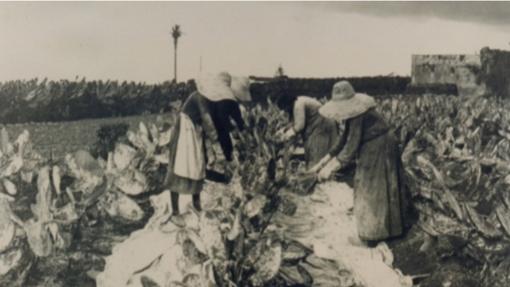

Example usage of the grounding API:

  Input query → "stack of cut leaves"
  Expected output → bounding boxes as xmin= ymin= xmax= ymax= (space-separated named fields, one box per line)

xmin=381 ymin=95 xmax=510 ymax=286
xmin=166 ymin=103 xmax=356 ymax=287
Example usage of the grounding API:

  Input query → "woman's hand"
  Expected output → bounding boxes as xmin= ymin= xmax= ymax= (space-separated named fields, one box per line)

xmin=308 ymin=154 xmax=331 ymax=174
xmin=318 ymin=158 xmax=341 ymax=181
xmin=276 ymin=127 xmax=295 ymax=142
xmin=275 ymin=127 xmax=286 ymax=141
xmin=307 ymin=163 xmax=321 ymax=174
xmin=282 ymin=128 xmax=296 ymax=141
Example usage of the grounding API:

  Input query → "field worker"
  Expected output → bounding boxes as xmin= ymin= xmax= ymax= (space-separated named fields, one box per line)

xmin=276 ymin=94 xmax=340 ymax=169
xmin=208 ymin=75 xmax=251 ymax=165
xmin=309 ymin=80 xmax=407 ymax=246
xmin=164 ymin=72 xmax=250 ymax=224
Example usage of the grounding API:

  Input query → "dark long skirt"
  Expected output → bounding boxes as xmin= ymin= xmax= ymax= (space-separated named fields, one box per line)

xmin=353 ymin=132 xmax=406 ymax=241
xmin=163 ymin=114 xmax=204 ymax=195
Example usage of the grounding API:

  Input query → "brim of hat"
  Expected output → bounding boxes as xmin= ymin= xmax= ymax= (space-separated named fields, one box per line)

xmin=196 ymin=76 xmax=236 ymax=102
xmin=319 ymin=93 xmax=376 ymax=122
xmin=233 ymin=90 xmax=251 ymax=102
xmin=230 ymin=77 xmax=252 ymax=102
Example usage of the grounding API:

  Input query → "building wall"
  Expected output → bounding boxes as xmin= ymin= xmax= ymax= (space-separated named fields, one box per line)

xmin=411 ymin=54 xmax=483 ymax=96
xmin=480 ymin=48 xmax=510 ymax=98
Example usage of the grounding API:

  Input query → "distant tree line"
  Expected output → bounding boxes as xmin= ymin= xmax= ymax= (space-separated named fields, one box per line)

xmin=0 ymin=78 xmax=195 ymax=123
xmin=0 ymin=76 xmax=412 ymax=124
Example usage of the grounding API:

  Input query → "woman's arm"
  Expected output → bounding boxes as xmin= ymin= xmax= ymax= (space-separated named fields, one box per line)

xmin=313 ymin=116 xmax=363 ymax=178
xmin=335 ymin=116 xmax=363 ymax=166
xmin=327 ymin=122 xmax=347 ymax=157
xmin=292 ymin=97 xmax=306 ymax=133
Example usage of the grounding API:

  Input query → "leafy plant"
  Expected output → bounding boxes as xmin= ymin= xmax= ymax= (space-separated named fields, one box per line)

xmin=377 ymin=94 xmax=510 ymax=286
xmin=163 ymin=102 xmax=354 ymax=287
xmin=91 ymin=123 xmax=129 ymax=160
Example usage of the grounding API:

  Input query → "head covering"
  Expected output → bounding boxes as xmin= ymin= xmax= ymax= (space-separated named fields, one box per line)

xmin=230 ymin=76 xmax=252 ymax=102
xmin=319 ymin=81 xmax=376 ymax=122
xmin=196 ymin=72 xmax=236 ymax=102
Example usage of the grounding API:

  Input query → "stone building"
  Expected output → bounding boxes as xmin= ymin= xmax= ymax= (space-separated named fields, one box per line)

xmin=411 ymin=54 xmax=483 ymax=96
xmin=410 ymin=48 xmax=510 ymax=98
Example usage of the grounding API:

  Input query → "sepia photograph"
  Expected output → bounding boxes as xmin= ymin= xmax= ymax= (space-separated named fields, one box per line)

xmin=1 ymin=1 xmax=510 ymax=286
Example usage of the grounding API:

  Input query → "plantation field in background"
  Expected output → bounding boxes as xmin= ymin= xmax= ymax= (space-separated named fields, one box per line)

xmin=3 ymin=92 xmax=510 ymax=286
xmin=1 ymin=112 xmax=175 ymax=161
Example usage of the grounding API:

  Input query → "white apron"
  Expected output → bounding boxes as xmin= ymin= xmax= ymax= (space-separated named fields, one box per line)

xmin=173 ymin=113 xmax=206 ymax=180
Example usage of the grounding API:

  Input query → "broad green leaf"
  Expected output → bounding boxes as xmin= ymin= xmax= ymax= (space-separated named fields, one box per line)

xmin=100 ymin=191 xmax=144 ymax=222
xmin=0 ymin=199 xmax=15 ymax=253
xmin=52 ymin=165 xmax=61 ymax=195
xmin=496 ymin=205 xmax=510 ymax=238
xmin=0 ymin=128 xmax=12 ymax=155
xmin=247 ymin=240 xmax=282 ymax=286
xmin=243 ymin=194 xmax=267 ymax=218
xmin=2 ymin=179 xmax=16 ymax=196
xmin=24 ymin=219 xmax=52 ymax=257
xmin=113 ymin=143 xmax=137 ymax=170
xmin=465 ymin=204 xmax=502 ymax=239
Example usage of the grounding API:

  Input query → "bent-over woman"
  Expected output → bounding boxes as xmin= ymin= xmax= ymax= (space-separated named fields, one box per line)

xmin=277 ymin=95 xmax=340 ymax=168
xmin=164 ymin=72 xmax=251 ymax=222
xmin=310 ymin=81 xmax=407 ymax=245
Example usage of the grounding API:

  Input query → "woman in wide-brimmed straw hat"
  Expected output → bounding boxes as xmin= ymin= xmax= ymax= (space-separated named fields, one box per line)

xmin=163 ymin=72 xmax=251 ymax=223
xmin=309 ymin=80 xmax=408 ymax=245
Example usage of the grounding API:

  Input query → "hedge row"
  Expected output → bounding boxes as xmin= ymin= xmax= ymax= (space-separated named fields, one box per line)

xmin=0 ymin=79 xmax=195 ymax=124
xmin=251 ymin=76 xmax=411 ymax=103
xmin=0 ymin=76 xmax=411 ymax=124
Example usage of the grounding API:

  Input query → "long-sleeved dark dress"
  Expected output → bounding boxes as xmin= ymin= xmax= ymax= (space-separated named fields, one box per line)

xmin=328 ymin=109 xmax=406 ymax=241
xmin=164 ymin=92 xmax=244 ymax=194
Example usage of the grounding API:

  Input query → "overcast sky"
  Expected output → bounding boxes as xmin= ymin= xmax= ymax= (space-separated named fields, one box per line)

xmin=1 ymin=1 xmax=509 ymax=83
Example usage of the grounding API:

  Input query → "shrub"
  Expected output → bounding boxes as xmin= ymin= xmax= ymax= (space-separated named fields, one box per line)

xmin=91 ymin=123 xmax=129 ymax=159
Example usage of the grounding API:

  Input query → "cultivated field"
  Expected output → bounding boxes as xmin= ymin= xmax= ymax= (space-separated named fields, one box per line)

xmin=1 ymin=112 xmax=175 ymax=161
xmin=2 ymin=93 xmax=510 ymax=287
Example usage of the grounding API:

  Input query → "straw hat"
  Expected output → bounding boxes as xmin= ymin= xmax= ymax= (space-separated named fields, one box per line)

xmin=230 ymin=76 xmax=252 ymax=102
xmin=319 ymin=81 xmax=376 ymax=122
xmin=196 ymin=72 xmax=236 ymax=102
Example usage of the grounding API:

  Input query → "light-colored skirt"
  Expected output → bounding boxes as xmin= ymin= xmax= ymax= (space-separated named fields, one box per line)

xmin=164 ymin=113 xmax=205 ymax=194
